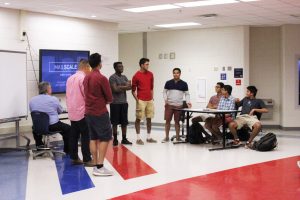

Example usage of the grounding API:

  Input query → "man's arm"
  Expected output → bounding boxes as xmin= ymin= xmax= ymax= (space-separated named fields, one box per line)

xmin=163 ymin=89 xmax=168 ymax=104
xmin=102 ymin=77 xmax=113 ymax=104
xmin=249 ymin=108 xmax=268 ymax=116
xmin=131 ymin=74 xmax=138 ymax=101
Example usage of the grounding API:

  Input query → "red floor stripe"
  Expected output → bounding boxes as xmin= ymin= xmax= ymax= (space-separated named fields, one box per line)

xmin=112 ymin=155 xmax=300 ymax=200
xmin=106 ymin=145 xmax=157 ymax=180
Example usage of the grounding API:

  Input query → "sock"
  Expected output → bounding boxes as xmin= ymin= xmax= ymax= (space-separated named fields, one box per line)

xmin=147 ymin=133 xmax=151 ymax=139
xmin=96 ymin=164 xmax=103 ymax=169
xmin=137 ymin=134 xmax=141 ymax=140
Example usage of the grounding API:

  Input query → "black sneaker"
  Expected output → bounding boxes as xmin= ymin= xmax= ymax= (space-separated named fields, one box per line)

xmin=121 ymin=138 xmax=132 ymax=145
xmin=113 ymin=139 xmax=119 ymax=146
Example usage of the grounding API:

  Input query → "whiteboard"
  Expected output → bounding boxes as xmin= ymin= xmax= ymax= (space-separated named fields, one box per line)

xmin=0 ymin=50 xmax=27 ymax=119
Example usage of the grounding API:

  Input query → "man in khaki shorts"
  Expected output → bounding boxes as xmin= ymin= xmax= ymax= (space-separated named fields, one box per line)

xmin=228 ymin=86 xmax=268 ymax=148
xmin=132 ymin=58 xmax=157 ymax=145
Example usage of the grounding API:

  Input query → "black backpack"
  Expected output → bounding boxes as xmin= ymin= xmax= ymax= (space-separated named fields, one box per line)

xmin=252 ymin=132 xmax=277 ymax=151
xmin=188 ymin=122 xmax=207 ymax=144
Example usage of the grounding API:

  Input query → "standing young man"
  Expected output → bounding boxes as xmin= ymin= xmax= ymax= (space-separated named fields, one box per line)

xmin=228 ymin=86 xmax=268 ymax=148
xmin=132 ymin=58 xmax=156 ymax=145
xmin=162 ymin=68 xmax=191 ymax=143
xmin=84 ymin=53 xmax=113 ymax=176
xmin=109 ymin=62 xmax=132 ymax=146
xmin=66 ymin=59 xmax=93 ymax=166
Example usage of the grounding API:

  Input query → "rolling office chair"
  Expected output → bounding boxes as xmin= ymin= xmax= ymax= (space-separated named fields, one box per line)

xmin=31 ymin=111 xmax=65 ymax=160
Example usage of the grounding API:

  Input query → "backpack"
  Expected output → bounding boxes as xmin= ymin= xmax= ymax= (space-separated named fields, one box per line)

xmin=188 ymin=122 xmax=207 ymax=144
xmin=252 ymin=132 xmax=277 ymax=151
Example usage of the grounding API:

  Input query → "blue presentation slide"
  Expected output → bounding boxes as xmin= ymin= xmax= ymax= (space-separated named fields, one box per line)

xmin=40 ymin=50 xmax=89 ymax=93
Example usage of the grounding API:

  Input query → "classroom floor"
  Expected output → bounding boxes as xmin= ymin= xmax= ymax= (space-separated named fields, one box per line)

xmin=0 ymin=126 xmax=299 ymax=200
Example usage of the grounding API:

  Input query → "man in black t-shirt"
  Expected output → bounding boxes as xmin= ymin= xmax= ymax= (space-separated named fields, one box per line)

xmin=228 ymin=86 xmax=268 ymax=148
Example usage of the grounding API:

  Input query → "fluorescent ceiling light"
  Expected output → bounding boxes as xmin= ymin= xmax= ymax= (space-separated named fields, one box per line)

xmin=155 ymin=22 xmax=200 ymax=28
xmin=91 ymin=15 xmax=97 ymax=18
xmin=4 ymin=2 xmax=10 ymax=5
xmin=123 ymin=4 xmax=180 ymax=13
xmin=239 ymin=0 xmax=259 ymax=2
xmin=175 ymin=0 xmax=238 ymax=7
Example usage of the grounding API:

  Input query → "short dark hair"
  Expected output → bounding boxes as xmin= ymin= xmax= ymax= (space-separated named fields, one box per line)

xmin=247 ymin=86 xmax=258 ymax=97
xmin=217 ymin=82 xmax=224 ymax=88
xmin=113 ymin=62 xmax=122 ymax=69
xmin=39 ymin=81 xmax=50 ymax=94
xmin=89 ymin=53 xmax=101 ymax=68
xmin=139 ymin=58 xmax=149 ymax=66
xmin=173 ymin=68 xmax=181 ymax=73
xmin=223 ymin=85 xmax=232 ymax=95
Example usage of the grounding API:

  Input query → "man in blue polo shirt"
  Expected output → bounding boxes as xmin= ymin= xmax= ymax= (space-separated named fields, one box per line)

xmin=162 ymin=68 xmax=191 ymax=143
xmin=29 ymin=82 xmax=70 ymax=153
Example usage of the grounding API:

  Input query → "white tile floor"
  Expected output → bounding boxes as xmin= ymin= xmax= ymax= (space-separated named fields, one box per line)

xmin=0 ymin=126 xmax=300 ymax=200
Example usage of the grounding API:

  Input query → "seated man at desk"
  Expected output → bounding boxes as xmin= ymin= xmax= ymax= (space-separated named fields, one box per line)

xmin=205 ymin=85 xmax=236 ymax=143
xmin=228 ymin=86 xmax=268 ymax=148
xmin=192 ymin=82 xmax=224 ymax=141
xmin=29 ymin=82 xmax=70 ymax=153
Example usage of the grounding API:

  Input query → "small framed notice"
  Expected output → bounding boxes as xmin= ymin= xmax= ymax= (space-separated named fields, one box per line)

xmin=170 ymin=52 xmax=175 ymax=59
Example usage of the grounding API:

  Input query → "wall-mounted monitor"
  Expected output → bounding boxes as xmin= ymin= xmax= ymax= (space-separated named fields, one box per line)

xmin=39 ymin=49 xmax=90 ymax=94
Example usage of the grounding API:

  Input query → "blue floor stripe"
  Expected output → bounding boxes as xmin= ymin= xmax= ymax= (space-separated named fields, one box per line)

xmin=0 ymin=151 xmax=29 ymax=200
xmin=55 ymin=155 xmax=95 ymax=195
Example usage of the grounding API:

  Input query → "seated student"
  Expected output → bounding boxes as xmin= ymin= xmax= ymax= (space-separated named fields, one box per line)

xmin=205 ymin=85 xmax=236 ymax=143
xmin=29 ymin=82 xmax=70 ymax=153
xmin=228 ymin=86 xmax=268 ymax=148
xmin=192 ymin=82 xmax=224 ymax=141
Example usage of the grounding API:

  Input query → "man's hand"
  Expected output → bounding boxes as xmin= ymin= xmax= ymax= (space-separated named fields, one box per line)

xmin=249 ymin=109 xmax=256 ymax=116
xmin=187 ymin=103 xmax=192 ymax=108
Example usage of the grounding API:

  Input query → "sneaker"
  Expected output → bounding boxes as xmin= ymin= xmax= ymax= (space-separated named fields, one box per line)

xmin=244 ymin=141 xmax=253 ymax=149
xmin=93 ymin=166 xmax=114 ymax=176
xmin=136 ymin=139 xmax=144 ymax=145
xmin=113 ymin=139 xmax=119 ymax=146
xmin=232 ymin=139 xmax=241 ymax=146
xmin=121 ymin=138 xmax=132 ymax=145
xmin=161 ymin=137 xmax=170 ymax=143
xmin=173 ymin=138 xmax=184 ymax=143
xmin=84 ymin=160 xmax=95 ymax=167
xmin=72 ymin=159 xmax=84 ymax=165
xmin=146 ymin=138 xmax=157 ymax=143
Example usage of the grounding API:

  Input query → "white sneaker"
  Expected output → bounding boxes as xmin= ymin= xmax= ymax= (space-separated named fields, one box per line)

xmin=93 ymin=166 xmax=114 ymax=176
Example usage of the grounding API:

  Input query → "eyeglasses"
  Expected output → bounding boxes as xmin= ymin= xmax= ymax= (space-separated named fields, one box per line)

xmin=215 ymin=86 xmax=220 ymax=88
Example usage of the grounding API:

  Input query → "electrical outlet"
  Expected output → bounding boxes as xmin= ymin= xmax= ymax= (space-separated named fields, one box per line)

xmin=20 ymin=31 xmax=26 ymax=41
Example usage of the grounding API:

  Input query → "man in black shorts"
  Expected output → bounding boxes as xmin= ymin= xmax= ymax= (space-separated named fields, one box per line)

xmin=109 ymin=62 xmax=132 ymax=146
xmin=83 ymin=53 xmax=114 ymax=176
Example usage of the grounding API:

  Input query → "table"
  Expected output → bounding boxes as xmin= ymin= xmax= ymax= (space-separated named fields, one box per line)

xmin=178 ymin=108 xmax=240 ymax=151
xmin=0 ymin=117 xmax=30 ymax=152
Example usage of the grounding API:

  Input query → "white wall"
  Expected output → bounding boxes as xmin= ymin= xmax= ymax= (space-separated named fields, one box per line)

xmin=281 ymin=24 xmax=300 ymax=128
xmin=249 ymin=27 xmax=281 ymax=126
xmin=120 ymin=26 xmax=250 ymax=124
xmin=0 ymin=7 xmax=118 ymax=134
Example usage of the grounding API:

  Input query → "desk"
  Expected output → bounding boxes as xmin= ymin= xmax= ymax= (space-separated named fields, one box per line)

xmin=0 ymin=117 xmax=30 ymax=152
xmin=178 ymin=108 xmax=240 ymax=151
